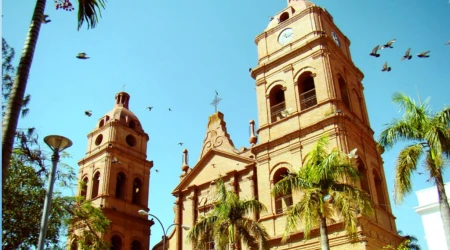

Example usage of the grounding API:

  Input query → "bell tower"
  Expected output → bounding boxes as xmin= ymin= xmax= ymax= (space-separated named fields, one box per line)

xmin=73 ymin=92 xmax=153 ymax=250
xmin=251 ymin=0 xmax=401 ymax=249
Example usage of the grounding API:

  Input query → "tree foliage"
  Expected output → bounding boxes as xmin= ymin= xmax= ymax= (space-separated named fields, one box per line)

xmin=272 ymin=136 xmax=373 ymax=250
xmin=187 ymin=178 xmax=269 ymax=250
xmin=378 ymin=92 xmax=450 ymax=249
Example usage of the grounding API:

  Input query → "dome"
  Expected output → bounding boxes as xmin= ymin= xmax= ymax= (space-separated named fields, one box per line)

xmin=266 ymin=0 xmax=315 ymax=30
xmin=99 ymin=92 xmax=144 ymax=133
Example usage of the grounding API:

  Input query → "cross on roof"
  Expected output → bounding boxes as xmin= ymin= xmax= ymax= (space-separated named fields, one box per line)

xmin=210 ymin=92 xmax=222 ymax=113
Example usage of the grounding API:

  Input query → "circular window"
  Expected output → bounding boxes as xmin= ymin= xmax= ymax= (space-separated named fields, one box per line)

xmin=126 ymin=135 xmax=136 ymax=147
xmin=95 ymin=134 xmax=103 ymax=146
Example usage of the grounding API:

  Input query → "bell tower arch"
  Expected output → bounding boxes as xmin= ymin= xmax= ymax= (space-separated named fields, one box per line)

xmin=251 ymin=0 xmax=401 ymax=249
xmin=73 ymin=92 xmax=153 ymax=249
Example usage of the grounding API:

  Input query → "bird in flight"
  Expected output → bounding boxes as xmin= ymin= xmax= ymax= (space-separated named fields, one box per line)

xmin=178 ymin=142 xmax=184 ymax=146
xmin=347 ymin=148 xmax=358 ymax=159
xmin=76 ymin=52 xmax=90 ymax=59
xmin=147 ymin=106 xmax=153 ymax=111
xmin=168 ymin=108 xmax=172 ymax=111
xmin=112 ymin=157 xmax=122 ymax=164
xmin=369 ymin=45 xmax=380 ymax=57
xmin=401 ymin=48 xmax=412 ymax=61
xmin=215 ymin=90 xmax=219 ymax=96
xmin=85 ymin=110 xmax=92 ymax=117
xmin=381 ymin=62 xmax=391 ymax=72
xmin=381 ymin=39 xmax=396 ymax=49
xmin=155 ymin=169 xmax=159 ymax=173
xmin=417 ymin=51 xmax=430 ymax=58
xmin=446 ymin=40 xmax=450 ymax=45
xmin=248 ymin=68 xmax=252 ymax=72
xmin=42 ymin=14 xmax=51 ymax=24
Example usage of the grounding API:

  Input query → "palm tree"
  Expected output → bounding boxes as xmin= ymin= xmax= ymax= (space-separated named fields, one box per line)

xmin=378 ymin=92 xmax=450 ymax=249
xmin=187 ymin=178 xmax=269 ymax=250
xmin=272 ymin=136 xmax=373 ymax=250
xmin=397 ymin=231 xmax=421 ymax=250
xmin=2 ymin=0 xmax=106 ymax=189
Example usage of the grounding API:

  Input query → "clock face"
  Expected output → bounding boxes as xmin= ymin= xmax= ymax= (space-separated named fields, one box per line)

xmin=331 ymin=31 xmax=340 ymax=47
xmin=278 ymin=28 xmax=294 ymax=45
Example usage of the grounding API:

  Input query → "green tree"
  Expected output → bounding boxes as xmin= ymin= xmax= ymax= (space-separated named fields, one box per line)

xmin=272 ymin=136 xmax=373 ymax=250
xmin=2 ymin=0 xmax=107 ymax=191
xmin=378 ymin=92 xmax=450 ymax=249
xmin=187 ymin=178 xmax=269 ymax=250
xmin=1 ymin=129 xmax=110 ymax=249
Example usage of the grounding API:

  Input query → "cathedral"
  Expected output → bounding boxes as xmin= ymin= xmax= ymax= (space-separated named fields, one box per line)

xmin=70 ymin=0 xmax=403 ymax=249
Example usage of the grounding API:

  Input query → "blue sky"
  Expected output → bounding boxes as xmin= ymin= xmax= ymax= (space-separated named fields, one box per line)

xmin=2 ymin=0 xmax=450 ymax=249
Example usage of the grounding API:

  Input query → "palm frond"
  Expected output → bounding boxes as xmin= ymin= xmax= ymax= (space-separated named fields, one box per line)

xmin=394 ymin=143 xmax=424 ymax=204
xmin=77 ymin=0 xmax=107 ymax=30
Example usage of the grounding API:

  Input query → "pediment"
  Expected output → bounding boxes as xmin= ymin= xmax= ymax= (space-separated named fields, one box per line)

xmin=173 ymin=149 xmax=255 ymax=194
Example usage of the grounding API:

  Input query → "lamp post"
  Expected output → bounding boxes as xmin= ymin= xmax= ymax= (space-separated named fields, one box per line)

xmin=37 ymin=135 xmax=72 ymax=250
xmin=138 ymin=210 xmax=190 ymax=250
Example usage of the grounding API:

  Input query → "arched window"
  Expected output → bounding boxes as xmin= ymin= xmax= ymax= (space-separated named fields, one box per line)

xmin=269 ymin=85 xmax=286 ymax=123
xmin=92 ymin=172 xmax=100 ymax=198
xmin=273 ymin=168 xmax=293 ymax=214
xmin=111 ymin=235 xmax=122 ymax=250
xmin=374 ymin=171 xmax=387 ymax=211
xmin=298 ymin=72 xmax=317 ymax=110
xmin=279 ymin=12 xmax=289 ymax=23
xmin=70 ymin=239 xmax=78 ymax=250
xmin=129 ymin=120 xmax=135 ymax=129
xmin=132 ymin=178 xmax=142 ymax=205
xmin=131 ymin=240 xmax=142 ymax=250
xmin=115 ymin=172 xmax=126 ymax=199
xmin=358 ymin=161 xmax=371 ymax=196
xmin=99 ymin=119 xmax=105 ymax=128
xmin=338 ymin=77 xmax=351 ymax=109
xmin=81 ymin=177 xmax=88 ymax=200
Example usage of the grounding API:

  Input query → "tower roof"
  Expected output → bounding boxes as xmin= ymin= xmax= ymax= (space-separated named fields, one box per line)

xmin=267 ymin=0 xmax=315 ymax=30
xmin=103 ymin=92 xmax=145 ymax=133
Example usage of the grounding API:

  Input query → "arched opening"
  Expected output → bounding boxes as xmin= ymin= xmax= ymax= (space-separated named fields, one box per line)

xmin=129 ymin=120 xmax=135 ymax=129
xmin=99 ymin=119 xmax=105 ymax=128
xmin=273 ymin=168 xmax=293 ymax=214
xmin=298 ymin=72 xmax=317 ymax=110
xmin=132 ymin=178 xmax=142 ymax=205
xmin=269 ymin=85 xmax=286 ymax=123
xmin=131 ymin=240 xmax=142 ymax=250
xmin=338 ymin=77 xmax=351 ymax=109
xmin=92 ymin=172 xmax=100 ymax=198
xmin=374 ymin=171 xmax=387 ymax=211
xmin=105 ymin=115 xmax=110 ymax=122
xmin=81 ymin=177 xmax=88 ymax=200
xmin=358 ymin=161 xmax=371 ymax=196
xmin=279 ymin=12 xmax=289 ymax=23
xmin=111 ymin=235 xmax=122 ymax=250
xmin=115 ymin=172 xmax=126 ymax=199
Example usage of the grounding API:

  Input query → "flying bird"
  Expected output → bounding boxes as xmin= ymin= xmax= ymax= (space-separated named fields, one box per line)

xmin=248 ymin=68 xmax=252 ymax=72
xmin=381 ymin=62 xmax=391 ymax=72
xmin=446 ymin=40 xmax=450 ymax=45
xmin=112 ymin=157 xmax=122 ymax=164
xmin=42 ymin=14 xmax=51 ymax=24
xmin=76 ymin=52 xmax=90 ymax=59
xmin=417 ymin=51 xmax=430 ymax=58
xmin=155 ymin=169 xmax=159 ymax=173
xmin=147 ymin=106 xmax=153 ymax=111
xmin=380 ymin=39 xmax=396 ymax=49
xmin=178 ymin=142 xmax=184 ymax=146
xmin=215 ymin=90 xmax=218 ymax=96
xmin=269 ymin=16 xmax=274 ymax=21
xmin=401 ymin=48 xmax=412 ymax=61
xmin=369 ymin=45 xmax=380 ymax=57
xmin=168 ymin=108 xmax=172 ymax=111
xmin=347 ymin=148 xmax=358 ymax=159
xmin=85 ymin=110 xmax=92 ymax=117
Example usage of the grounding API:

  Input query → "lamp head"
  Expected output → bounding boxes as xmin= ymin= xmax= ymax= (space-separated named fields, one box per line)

xmin=181 ymin=225 xmax=190 ymax=230
xmin=44 ymin=135 xmax=72 ymax=152
xmin=138 ymin=210 xmax=149 ymax=216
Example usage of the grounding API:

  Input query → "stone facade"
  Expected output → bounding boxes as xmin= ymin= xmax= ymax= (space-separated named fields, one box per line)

xmin=166 ymin=1 xmax=403 ymax=250
xmin=69 ymin=92 xmax=153 ymax=249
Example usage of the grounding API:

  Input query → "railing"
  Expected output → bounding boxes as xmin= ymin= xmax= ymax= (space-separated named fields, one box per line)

xmin=300 ymin=89 xmax=317 ymax=110
xmin=270 ymin=101 xmax=286 ymax=122
xmin=275 ymin=194 xmax=293 ymax=214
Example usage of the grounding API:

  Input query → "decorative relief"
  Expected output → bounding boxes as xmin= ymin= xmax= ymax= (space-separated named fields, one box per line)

xmin=199 ymin=112 xmax=238 ymax=158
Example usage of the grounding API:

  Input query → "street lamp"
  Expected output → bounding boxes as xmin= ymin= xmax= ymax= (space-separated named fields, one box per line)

xmin=37 ymin=135 xmax=72 ymax=250
xmin=138 ymin=210 xmax=190 ymax=250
